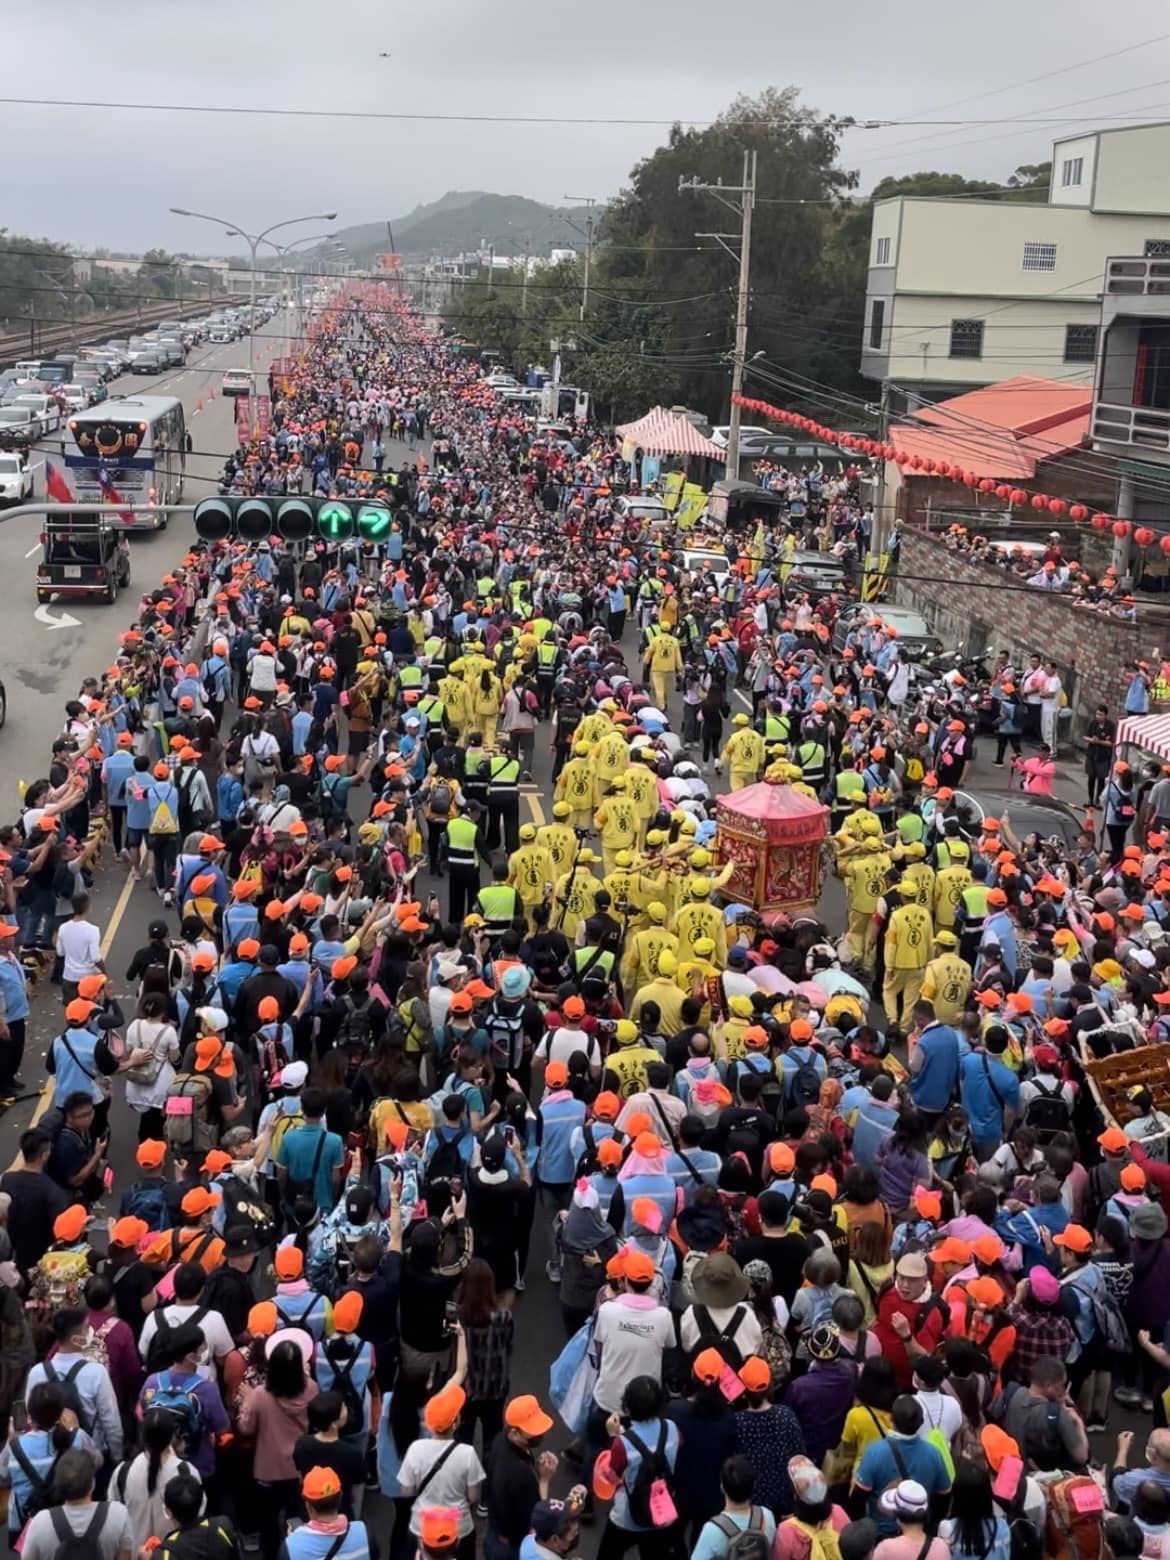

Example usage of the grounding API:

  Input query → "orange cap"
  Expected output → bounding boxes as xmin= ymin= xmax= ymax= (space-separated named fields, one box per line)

xmin=136 ymin=1139 xmax=167 ymax=1170
xmin=333 ymin=1291 xmax=364 ymax=1333
xmin=302 ymin=1466 xmax=342 ymax=1502
xmin=111 ymin=1216 xmax=148 ymax=1248
xmin=53 ymin=1205 xmax=89 ymax=1243
xmin=1053 ymin=1224 xmax=1093 ymax=1253
xmin=739 ymin=1355 xmax=771 ymax=1392
xmin=423 ymin=1384 xmax=466 ymax=1434
xmin=258 ymin=995 xmax=281 ymax=1023
xmin=332 ymin=955 xmax=358 ymax=980
xmin=418 ymin=1509 xmax=461 ymax=1550
xmin=504 ymin=1394 xmax=555 ymax=1438
xmin=248 ymin=1301 xmax=278 ymax=1338
xmin=622 ymin=1248 xmax=656 ymax=1284
xmin=693 ymin=1347 xmax=724 ymax=1384
xmin=274 ymin=1246 xmax=304 ymax=1280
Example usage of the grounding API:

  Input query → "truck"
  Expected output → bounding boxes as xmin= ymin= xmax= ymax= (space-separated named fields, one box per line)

xmin=539 ymin=383 xmax=589 ymax=421
xmin=37 ymin=513 xmax=131 ymax=605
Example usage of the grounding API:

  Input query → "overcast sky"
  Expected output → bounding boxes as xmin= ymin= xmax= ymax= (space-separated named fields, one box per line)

xmin=6 ymin=0 xmax=1170 ymax=254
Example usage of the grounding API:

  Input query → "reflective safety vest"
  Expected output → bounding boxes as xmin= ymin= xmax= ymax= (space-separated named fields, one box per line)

xmin=574 ymin=944 xmax=615 ymax=980
xmin=463 ymin=748 xmax=489 ymax=793
xmin=836 ymin=770 xmax=866 ymax=802
xmin=477 ymin=883 xmax=520 ymax=932
xmin=445 ymin=816 xmax=479 ymax=869
xmin=960 ymin=883 xmax=989 ymax=931
xmin=764 ymin=713 xmax=790 ymax=744
xmin=417 ymin=695 xmax=445 ymax=724
xmin=476 ymin=575 xmax=495 ymax=599
xmin=797 ymin=741 xmax=826 ymax=778
xmin=488 ymin=756 xmax=521 ymax=795
xmin=398 ymin=664 xmax=423 ymax=689
xmin=537 ymin=641 xmax=559 ymax=671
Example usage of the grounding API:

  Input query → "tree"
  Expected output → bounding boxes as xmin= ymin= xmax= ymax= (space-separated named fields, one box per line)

xmin=139 ymin=248 xmax=180 ymax=299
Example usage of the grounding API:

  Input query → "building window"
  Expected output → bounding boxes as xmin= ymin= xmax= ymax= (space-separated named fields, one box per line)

xmin=1023 ymin=241 xmax=1058 ymax=271
xmin=1064 ymin=324 xmax=1099 ymax=364
xmin=1145 ymin=239 xmax=1170 ymax=258
xmin=869 ymin=299 xmax=885 ymax=351
xmin=949 ymin=319 xmax=984 ymax=360
xmin=1061 ymin=157 xmax=1083 ymax=187
xmin=874 ymin=236 xmax=891 ymax=266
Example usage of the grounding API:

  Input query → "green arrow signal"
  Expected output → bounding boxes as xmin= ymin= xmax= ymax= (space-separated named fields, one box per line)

xmin=317 ymin=501 xmax=355 ymax=541
xmin=357 ymin=503 xmax=392 ymax=541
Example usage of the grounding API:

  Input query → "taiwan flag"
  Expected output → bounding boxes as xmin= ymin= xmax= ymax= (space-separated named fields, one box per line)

xmin=44 ymin=459 xmax=73 ymax=506
xmin=97 ymin=469 xmax=135 ymax=526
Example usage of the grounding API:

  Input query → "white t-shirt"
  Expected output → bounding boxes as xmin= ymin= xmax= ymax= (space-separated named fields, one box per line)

xmin=137 ymin=1302 xmax=234 ymax=1376
xmin=249 ymin=654 xmax=278 ymax=693
xmin=592 ymin=1296 xmax=675 ymax=1413
xmin=56 ymin=919 xmax=102 ymax=983
xmin=23 ymin=1500 xmax=133 ymax=1560
xmin=111 ymin=1450 xmax=199 ymax=1549
xmin=399 ymin=1439 xmax=485 ymax=1537
xmin=534 ymin=1026 xmax=600 ymax=1071
xmin=914 ymin=1388 xmax=963 ymax=1446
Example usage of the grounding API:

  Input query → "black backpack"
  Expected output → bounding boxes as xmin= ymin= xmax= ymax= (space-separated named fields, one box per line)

xmin=218 ymin=1174 xmax=278 ymax=1248
xmin=50 ymin=1503 xmax=109 ymax=1560
xmin=624 ymin=1423 xmax=677 ymax=1529
xmin=787 ymin=1048 xmax=823 ymax=1108
xmin=323 ymin=1342 xmax=365 ymax=1435
xmin=1023 ymin=1079 xmax=1072 ymax=1143
xmin=425 ymin=1127 xmax=469 ymax=1216
xmin=713 ymin=1510 xmax=770 ymax=1560
xmin=334 ymin=995 xmax=374 ymax=1060
xmin=41 ymin=1360 xmax=93 ymax=1433
xmin=692 ymin=1303 xmax=746 ymax=1369
xmin=429 ymin=781 xmax=453 ymax=818
xmin=146 ymin=1305 xmax=209 ymax=1372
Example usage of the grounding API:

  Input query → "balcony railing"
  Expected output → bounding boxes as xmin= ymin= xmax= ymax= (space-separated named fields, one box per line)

xmin=1092 ymin=398 xmax=1170 ymax=452
xmin=1106 ymin=257 xmax=1170 ymax=296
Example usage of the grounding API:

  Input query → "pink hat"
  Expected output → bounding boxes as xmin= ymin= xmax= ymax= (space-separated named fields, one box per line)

xmin=1029 ymin=1266 xmax=1061 ymax=1305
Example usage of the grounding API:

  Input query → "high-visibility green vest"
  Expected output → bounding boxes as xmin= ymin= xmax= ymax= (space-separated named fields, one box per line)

xmin=489 ymin=756 xmax=521 ymax=794
xmin=418 ymin=695 xmax=445 ymax=723
xmin=476 ymin=575 xmax=495 ymax=599
xmin=477 ymin=883 xmax=520 ymax=929
xmin=836 ymin=771 xmax=866 ymax=801
xmin=764 ymin=713 xmax=789 ymax=743
xmin=798 ymin=741 xmax=826 ymax=775
xmin=537 ymin=642 xmax=559 ymax=669
xmin=446 ymin=816 xmax=479 ymax=867
xmin=463 ymin=748 xmax=489 ymax=788
xmin=510 ymin=580 xmax=530 ymax=608
xmin=960 ymin=884 xmax=988 ymax=926
xmin=574 ymin=945 xmax=615 ymax=979
xmin=399 ymin=664 xmax=423 ymax=689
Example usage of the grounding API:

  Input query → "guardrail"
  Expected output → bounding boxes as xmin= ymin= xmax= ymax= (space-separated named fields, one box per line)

xmin=0 ymin=299 xmax=220 ymax=370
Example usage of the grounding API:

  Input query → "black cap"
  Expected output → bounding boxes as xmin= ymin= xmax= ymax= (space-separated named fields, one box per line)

xmin=223 ymin=1224 xmax=260 ymax=1256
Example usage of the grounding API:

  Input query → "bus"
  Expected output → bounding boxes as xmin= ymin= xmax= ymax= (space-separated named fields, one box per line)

xmin=63 ymin=395 xmax=186 ymax=530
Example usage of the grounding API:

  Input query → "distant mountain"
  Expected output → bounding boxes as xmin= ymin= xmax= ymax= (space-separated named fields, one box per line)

xmin=308 ymin=192 xmax=579 ymax=265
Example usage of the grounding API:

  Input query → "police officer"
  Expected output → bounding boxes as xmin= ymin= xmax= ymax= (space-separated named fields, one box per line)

xmin=474 ymin=859 xmax=524 ymax=945
xmin=444 ymin=799 xmax=483 ymax=923
xmin=486 ymin=745 xmax=522 ymax=856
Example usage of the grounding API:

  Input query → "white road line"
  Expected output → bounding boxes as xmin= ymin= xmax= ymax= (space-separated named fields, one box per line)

xmin=734 ymin=688 xmax=752 ymax=708
xmin=24 ymin=544 xmax=38 ymax=558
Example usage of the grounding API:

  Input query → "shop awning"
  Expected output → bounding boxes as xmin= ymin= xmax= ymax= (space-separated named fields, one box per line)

xmin=615 ymin=407 xmax=726 ymax=461
xmin=1118 ymin=712 xmax=1170 ymax=763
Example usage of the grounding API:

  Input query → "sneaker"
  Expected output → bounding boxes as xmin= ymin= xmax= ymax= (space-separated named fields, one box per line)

xmin=514 ymin=1275 xmax=526 ymax=1292
xmin=1114 ymin=1386 xmax=1142 ymax=1406
xmin=545 ymin=1260 xmax=561 ymax=1284
xmin=1086 ymin=1418 xmax=1107 ymax=1433
xmin=474 ymin=1504 xmax=488 ymax=1520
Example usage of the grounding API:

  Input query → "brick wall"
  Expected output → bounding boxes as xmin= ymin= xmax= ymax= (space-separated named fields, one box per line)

xmin=892 ymin=528 xmax=1148 ymax=727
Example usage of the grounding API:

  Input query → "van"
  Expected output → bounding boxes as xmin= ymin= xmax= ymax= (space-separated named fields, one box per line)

xmin=13 ymin=361 xmax=41 ymax=381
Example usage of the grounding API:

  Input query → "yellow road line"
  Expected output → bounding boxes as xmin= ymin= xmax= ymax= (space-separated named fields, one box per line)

xmin=525 ymin=793 xmax=546 ymax=827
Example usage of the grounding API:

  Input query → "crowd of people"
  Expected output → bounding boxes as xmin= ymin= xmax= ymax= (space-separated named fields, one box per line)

xmin=0 ymin=285 xmax=1168 ymax=1560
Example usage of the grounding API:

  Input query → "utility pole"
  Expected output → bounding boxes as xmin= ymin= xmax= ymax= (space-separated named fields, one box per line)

xmin=564 ymin=196 xmax=597 ymax=322
xmin=867 ymin=378 xmax=892 ymax=598
xmin=486 ymin=244 xmax=494 ymax=297
xmin=521 ymin=240 xmax=530 ymax=316
xmin=680 ymin=151 xmax=757 ymax=480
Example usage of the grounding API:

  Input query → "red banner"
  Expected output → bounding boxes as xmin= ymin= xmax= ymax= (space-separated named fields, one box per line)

xmin=235 ymin=396 xmax=251 ymax=438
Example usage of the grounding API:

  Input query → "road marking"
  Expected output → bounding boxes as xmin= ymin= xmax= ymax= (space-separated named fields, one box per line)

xmin=526 ymin=792 xmax=546 ymax=828
xmin=24 ymin=544 xmax=38 ymax=559
xmin=34 ymin=604 xmax=80 ymax=629
xmin=734 ymin=689 xmax=752 ymax=709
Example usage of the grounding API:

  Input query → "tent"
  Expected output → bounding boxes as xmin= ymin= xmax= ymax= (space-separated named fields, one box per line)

xmin=1117 ymin=713 xmax=1170 ymax=764
xmin=616 ymin=407 xmax=727 ymax=462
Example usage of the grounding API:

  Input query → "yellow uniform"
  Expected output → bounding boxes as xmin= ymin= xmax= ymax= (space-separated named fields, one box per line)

xmin=645 ymin=632 xmax=683 ymax=710
xmin=471 ymin=672 xmax=503 ymax=748
xmin=606 ymin=1043 xmax=663 ymax=1099
xmin=628 ymin=975 xmax=685 ymax=1037
xmin=592 ymin=730 xmax=632 ymax=806
xmin=438 ymin=675 xmax=470 ymax=741
xmin=933 ymin=865 xmax=972 ymax=931
xmin=919 ymin=952 xmax=972 ymax=1026
xmin=573 ymin=712 xmax=611 ymax=750
xmin=508 ymin=844 xmax=554 ymax=917
xmin=883 ymin=898 xmax=934 ymax=1029
xmin=553 ymin=865 xmax=599 ymax=941
xmin=841 ymin=850 xmax=890 ymax=973
xmin=721 ymin=727 xmax=766 ymax=791
xmin=625 ymin=766 xmax=660 ymax=845
xmin=621 ymin=926 xmax=679 ymax=994
xmin=536 ymin=821 xmax=577 ymax=881
xmin=673 ymin=899 xmax=728 ymax=967
xmin=594 ymin=794 xmax=640 ymax=877
xmin=901 ymin=861 xmax=936 ymax=911
xmin=602 ymin=868 xmax=641 ymax=921
xmin=555 ymin=757 xmax=596 ymax=832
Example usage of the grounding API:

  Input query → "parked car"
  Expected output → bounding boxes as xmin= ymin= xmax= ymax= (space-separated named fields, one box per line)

xmin=11 ymin=394 xmax=59 ymax=433
xmin=0 ymin=407 xmax=42 ymax=445
xmin=832 ymin=604 xmax=943 ymax=662
xmin=0 ymin=452 xmax=33 ymax=507
xmin=787 ymin=550 xmax=847 ymax=599
xmin=221 ymin=369 xmax=251 ymax=397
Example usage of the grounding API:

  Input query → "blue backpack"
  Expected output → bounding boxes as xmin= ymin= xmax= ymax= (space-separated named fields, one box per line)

xmin=122 ymin=1178 xmax=171 ymax=1231
xmin=142 ymin=1371 xmax=204 ymax=1451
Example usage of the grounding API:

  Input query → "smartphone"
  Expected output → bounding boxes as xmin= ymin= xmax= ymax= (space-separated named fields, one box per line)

xmin=449 ymin=1178 xmax=463 ymax=1200
xmin=443 ymin=1300 xmax=458 ymax=1333
xmin=503 ymin=1125 xmax=515 ymax=1143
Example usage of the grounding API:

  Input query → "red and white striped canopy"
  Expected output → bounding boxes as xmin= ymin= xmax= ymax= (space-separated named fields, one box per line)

xmin=1118 ymin=713 xmax=1170 ymax=764
xmin=616 ymin=406 xmax=726 ymax=460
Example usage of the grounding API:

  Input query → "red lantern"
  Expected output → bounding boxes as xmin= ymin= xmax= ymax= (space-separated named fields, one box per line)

xmin=995 ymin=484 xmax=1012 ymax=500
xmin=883 ymin=445 xmax=897 ymax=461
xmin=975 ymin=478 xmax=992 ymax=492
xmin=1069 ymin=504 xmax=1088 ymax=522
xmin=909 ymin=456 xmax=924 ymax=470
xmin=1010 ymin=489 xmax=1028 ymax=506
xmin=1112 ymin=520 xmax=1131 ymax=540
xmin=1091 ymin=513 xmax=1111 ymax=531
xmin=1135 ymin=527 xmax=1156 ymax=548
xmin=1048 ymin=498 xmax=1067 ymax=516
xmin=1030 ymin=495 xmax=1048 ymax=511
xmin=1161 ymin=536 xmax=1170 ymax=556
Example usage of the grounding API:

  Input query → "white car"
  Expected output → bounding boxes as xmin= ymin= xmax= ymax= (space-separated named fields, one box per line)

xmin=709 ymin=424 xmax=773 ymax=447
xmin=0 ymin=453 xmax=32 ymax=506
xmin=11 ymin=395 xmax=59 ymax=433
xmin=221 ymin=369 xmax=251 ymax=397
xmin=58 ymin=385 xmax=92 ymax=412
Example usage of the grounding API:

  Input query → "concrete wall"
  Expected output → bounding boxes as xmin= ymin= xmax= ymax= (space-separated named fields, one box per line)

xmin=1094 ymin=125 xmax=1170 ymax=215
xmin=891 ymin=526 xmax=1147 ymax=726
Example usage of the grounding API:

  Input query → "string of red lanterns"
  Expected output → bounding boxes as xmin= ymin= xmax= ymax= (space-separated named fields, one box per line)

xmin=732 ymin=392 xmax=1170 ymax=558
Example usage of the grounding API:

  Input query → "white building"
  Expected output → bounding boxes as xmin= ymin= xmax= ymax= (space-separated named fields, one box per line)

xmin=861 ymin=121 xmax=1170 ymax=408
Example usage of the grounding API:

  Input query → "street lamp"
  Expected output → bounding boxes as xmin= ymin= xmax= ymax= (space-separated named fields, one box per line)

xmin=258 ymin=233 xmax=336 ymax=355
xmin=169 ymin=207 xmax=337 ymax=404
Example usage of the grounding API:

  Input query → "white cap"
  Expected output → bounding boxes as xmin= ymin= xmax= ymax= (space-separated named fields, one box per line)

xmin=278 ymin=1060 xmax=308 ymax=1089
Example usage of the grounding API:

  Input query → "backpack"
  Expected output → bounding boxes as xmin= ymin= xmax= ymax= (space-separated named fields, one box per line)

xmin=219 ymin=1173 xmax=278 ymax=1248
xmin=321 ymin=1343 xmax=366 ymax=1435
xmin=176 ymin=773 xmax=211 ymax=837
xmin=779 ymin=1517 xmax=843 ymax=1560
xmin=50 ymin=1503 xmax=109 ymax=1560
xmin=40 ymin=1360 xmax=93 ymax=1433
xmin=483 ymin=1003 xmax=524 ymax=1069
xmin=692 ymin=1303 xmax=747 ymax=1369
xmin=27 ymin=1249 xmax=91 ymax=1326
xmin=1023 ymin=1080 xmax=1072 ymax=1143
xmin=10 ymin=1433 xmax=71 ymax=1524
xmin=1084 ymin=1280 xmax=1130 ymax=1355
xmin=787 ymin=1049 xmax=823 ymax=1108
xmin=149 ymin=787 xmax=180 ymax=836
xmin=1043 ymin=1474 xmax=1105 ymax=1560
xmin=425 ymin=1125 xmax=470 ymax=1215
xmin=624 ymin=1423 xmax=678 ymax=1529
xmin=270 ymin=1103 xmax=306 ymax=1159
xmin=77 ymin=1317 xmax=118 ymax=1376
xmin=334 ymin=994 xmax=374 ymax=1061
xmin=123 ymin=1178 xmax=171 ymax=1231
xmin=254 ymin=1027 xmax=292 ymax=1099
xmin=141 ymin=1370 xmax=205 ymax=1452
xmin=712 ymin=1510 xmax=770 ymax=1560
xmin=145 ymin=1305 xmax=209 ymax=1372
xmin=429 ymin=781 xmax=452 ymax=818
xmin=164 ymin=1072 xmax=215 ymax=1153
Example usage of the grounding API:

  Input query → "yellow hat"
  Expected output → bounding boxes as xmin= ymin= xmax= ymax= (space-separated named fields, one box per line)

xmin=646 ymin=901 xmax=668 ymax=923
xmin=898 ymin=877 xmax=919 ymax=895
xmin=645 ymin=829 xmax=667 ymax=847
xmin=733 ymin=712 xmax=750 ymax=726
xmin=904 ymin=841 xmax=927 ymax=860
xmin=615 ymin=1018 xmax=639 ymax=1044
xmin=693 ymin=936 xmax=716 ymax=957
xmin=608 ymin=773 xmax=628 ymax=790
xmin=680 ymin=816 xmax=698 ymax=836
xmin=689 ymin=875 xmax=712 ymax=898
xmin=862 ymin=838 xmax=885 ymax=854
xmin=576 ymin=741 xmax=593 ymax=757
xmin=519 ymin=823 xmax=537 ymax=842
xmin=578 ymin=848 xmax=597 ymax=865
xmin=614 ymin=849 xmax=634 ymax=868
xmin=552 ymin=801 xmax=571 ymax=819
xmin=689 ymin=848 xmax=712 ymax=870
xmin=657 ymin=950 xmax=678 ymax=975
xmin=729 ymin=994 xmax=753 ymax=1017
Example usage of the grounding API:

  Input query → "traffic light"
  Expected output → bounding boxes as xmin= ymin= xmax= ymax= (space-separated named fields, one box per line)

xmin=193 ymin=496 xmax=393 ymax=544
